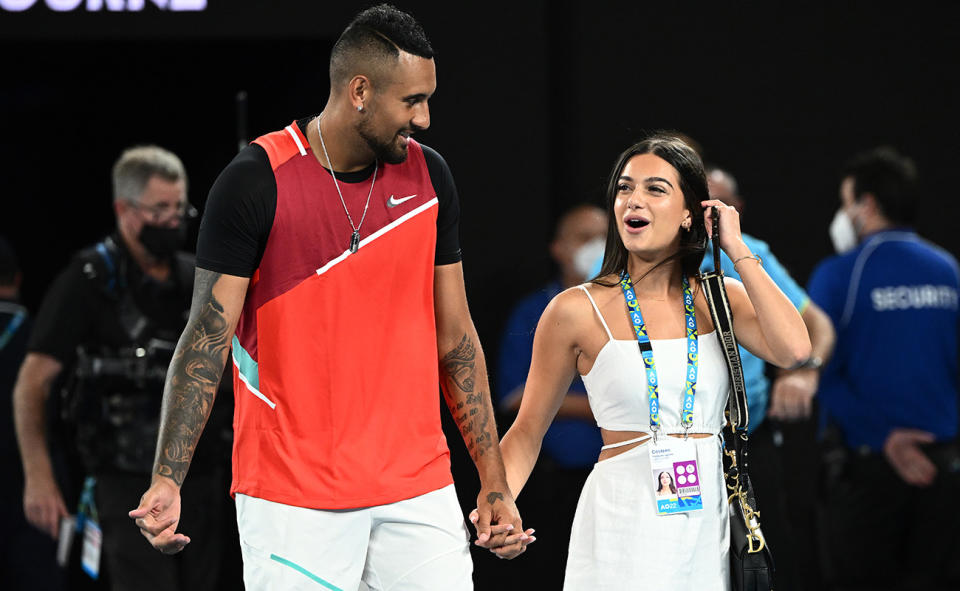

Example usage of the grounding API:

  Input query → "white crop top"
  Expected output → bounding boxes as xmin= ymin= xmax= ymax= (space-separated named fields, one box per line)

xmin=578 ymin=285 xmax=730 ymax=435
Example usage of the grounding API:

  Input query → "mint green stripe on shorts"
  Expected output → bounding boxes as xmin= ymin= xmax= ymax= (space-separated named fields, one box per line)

xmin=269 ymin=554 xmax=343 ymax=591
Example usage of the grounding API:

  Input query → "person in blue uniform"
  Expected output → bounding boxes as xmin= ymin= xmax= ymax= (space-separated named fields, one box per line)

xmin=1 ymin=236 xmax=66 ymax=590
xmin=699 ymin=166 xmax=835 ymax=591
xmin=809 ymin=146 xmax=960 ymax=591
xmin=496 ymin=203 xmax=606 ymax=588
xmin=700 ymin=167 xmax=835 ymax=428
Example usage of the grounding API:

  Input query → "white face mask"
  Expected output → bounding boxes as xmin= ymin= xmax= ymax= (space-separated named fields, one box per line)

xmin=572 ymin=237 xmax=606 ymax=281
xmin=829 ymin=208 xmax=858 ymax=254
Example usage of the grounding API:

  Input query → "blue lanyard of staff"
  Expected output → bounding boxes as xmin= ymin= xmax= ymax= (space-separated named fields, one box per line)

xmin=76 ymin=476 xmax=99 ymax=531
xmin=0 ymin=309 xmax=26 ymax=351
xmin=618 ymin=271 xmax=699 ymax=440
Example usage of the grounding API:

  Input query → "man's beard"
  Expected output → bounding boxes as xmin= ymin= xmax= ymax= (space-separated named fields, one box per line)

xmin=357 ymin=118 xmax=409 ymax=165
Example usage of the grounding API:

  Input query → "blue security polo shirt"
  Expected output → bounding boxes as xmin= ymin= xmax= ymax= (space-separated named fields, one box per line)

xmin=497 ymin=281 xmax=604 ymax=468
xmin=807 ymin=229 xmax=959 ymax=452
xmin=700 ymin=234 xmax=810 ymax=432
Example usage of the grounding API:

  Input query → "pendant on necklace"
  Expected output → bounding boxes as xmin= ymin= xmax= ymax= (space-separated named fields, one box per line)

xmin=350 ymin=230 xmax=360 ymax=253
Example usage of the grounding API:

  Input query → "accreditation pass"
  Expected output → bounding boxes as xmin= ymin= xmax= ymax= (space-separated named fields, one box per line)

xmin=649 ymin=438 xmax=704 ymax=515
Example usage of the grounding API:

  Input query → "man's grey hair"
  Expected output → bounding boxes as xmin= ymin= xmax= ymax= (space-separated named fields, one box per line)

xmin=112 ymin=145 xmax=187 ymax=203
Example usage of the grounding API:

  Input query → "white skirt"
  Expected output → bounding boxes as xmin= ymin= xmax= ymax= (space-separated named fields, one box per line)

xmin=564 ymin=435 xmax=730 ymax=591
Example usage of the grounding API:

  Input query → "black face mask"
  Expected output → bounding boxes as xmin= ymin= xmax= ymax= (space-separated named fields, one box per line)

xmin=138 ymin=224 xmax=186 ymax=259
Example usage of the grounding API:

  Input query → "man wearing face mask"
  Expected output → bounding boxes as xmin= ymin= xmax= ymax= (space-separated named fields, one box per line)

xmin=13 ymin=146 xmax=231 ymax=590
xmin=809 ymin=146 xmax=960 ymax=591
xmin=495 ymin=203 xmax=605 ymax=587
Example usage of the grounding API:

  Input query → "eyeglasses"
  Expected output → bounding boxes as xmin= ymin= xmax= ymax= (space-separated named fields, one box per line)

xmin=128 ymin=199 xmax=198 ymax=225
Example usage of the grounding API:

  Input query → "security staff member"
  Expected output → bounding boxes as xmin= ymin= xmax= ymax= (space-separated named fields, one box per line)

xmin=810 ymin=146 xmax=960 ymax=591
xmin=13 ymin=146 xmax=229 ymax=591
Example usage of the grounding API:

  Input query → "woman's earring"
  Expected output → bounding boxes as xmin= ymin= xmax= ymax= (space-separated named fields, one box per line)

xmin=682 ymin=220 xmax=691 ymax=231
xmin=357 ymin=104 xmax=363 ymax=112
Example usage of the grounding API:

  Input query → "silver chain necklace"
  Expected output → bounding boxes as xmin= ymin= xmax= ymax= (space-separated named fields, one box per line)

xmin=316 ymin=113 xmax=378 ymax=254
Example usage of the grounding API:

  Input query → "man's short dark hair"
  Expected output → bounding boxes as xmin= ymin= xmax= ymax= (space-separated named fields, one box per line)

xmin=329 ymin=4 xmax=434 ymax=87
xmin=0 ymin=234 xmax=19 ymax=286
xmin=842 ymin=146 xmax=918 ymax=225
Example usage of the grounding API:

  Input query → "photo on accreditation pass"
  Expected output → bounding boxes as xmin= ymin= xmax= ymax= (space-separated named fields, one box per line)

xmin=652 ymin=463 xmax=703 ymax=515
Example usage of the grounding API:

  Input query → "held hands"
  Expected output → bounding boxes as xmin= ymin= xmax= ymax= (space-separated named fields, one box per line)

xmin=701 ymin=200 xmax=750 ymax=261
xmin=23 ymin=473 xmax=68 ymax=539
xmin=883 ymin=428 xmax=937 ymax=487
xmin=128 ymin=476 xmax=191 ymax=554
xmin=469 ymin=486 xmax=535 ymax=559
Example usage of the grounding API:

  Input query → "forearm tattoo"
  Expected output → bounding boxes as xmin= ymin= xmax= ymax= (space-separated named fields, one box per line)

xmin=443 ymin=334 xmax=476 ymax=392
xmin=441 ymin=333 xmax=495 ymax=460
xmin=155 ymin=270 xmax=231 ymax=486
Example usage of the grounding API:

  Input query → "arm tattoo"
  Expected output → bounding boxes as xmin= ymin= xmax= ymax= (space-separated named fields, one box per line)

xmin=441 ymin=333 xmax=495 ymax=459
xmin=486 ymin=492 xmax=504 ymax=505
xmin=155 ymin=270 xmax=232 ymax=486
xmin=442 ymin=334 xmax=476 ymax=392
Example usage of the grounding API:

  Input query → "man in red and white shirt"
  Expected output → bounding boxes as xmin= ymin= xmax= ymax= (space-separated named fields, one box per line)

xmin=130 ymin=5 xmax=530 ymax=589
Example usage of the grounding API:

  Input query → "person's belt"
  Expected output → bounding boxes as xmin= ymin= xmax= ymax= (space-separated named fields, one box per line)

xmin=846 ymin=439 xmax=960 ymax=474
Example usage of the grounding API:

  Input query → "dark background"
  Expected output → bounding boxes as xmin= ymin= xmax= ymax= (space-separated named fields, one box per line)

xmin=2 ymin=0 xmax=958 ymax=588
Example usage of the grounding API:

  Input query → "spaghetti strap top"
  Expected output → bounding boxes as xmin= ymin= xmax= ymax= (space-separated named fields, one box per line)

xmin=580 ymin=285 xmax=615 ymax=340
xmin=576 ymin=285 xmax=729 ymax=435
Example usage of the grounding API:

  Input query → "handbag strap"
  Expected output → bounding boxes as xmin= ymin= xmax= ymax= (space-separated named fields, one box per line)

xmin=701 ymin=269 xmax=750 ymax=474
xmin=699 ymin=206 xmax=767 ymax=552
xmin=699 ymin=209 xmax=749 ymax=436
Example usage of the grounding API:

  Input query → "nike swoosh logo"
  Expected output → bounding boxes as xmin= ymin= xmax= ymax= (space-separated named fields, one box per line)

xmin=387 ymin=194 xmax=418 ymax=207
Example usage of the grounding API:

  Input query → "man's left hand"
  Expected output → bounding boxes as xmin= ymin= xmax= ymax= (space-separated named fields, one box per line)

xmin=469 ymin=486 xmax=534 ymax=559
xmin=883 ymin=428 xmax=937 ymax=487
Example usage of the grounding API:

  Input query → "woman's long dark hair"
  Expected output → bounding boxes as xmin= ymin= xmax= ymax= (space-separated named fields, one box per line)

xmin=656 ymin=471 xmax=678 ymax=494
xmin=592 ymin=133 xmax=709 ymax=286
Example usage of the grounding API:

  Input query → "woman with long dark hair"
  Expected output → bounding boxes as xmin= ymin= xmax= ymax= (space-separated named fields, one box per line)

xmin=493 ymin=134 xmax=810 ymax=588
xmin=656 ymin=471 xmax=678 ymax=497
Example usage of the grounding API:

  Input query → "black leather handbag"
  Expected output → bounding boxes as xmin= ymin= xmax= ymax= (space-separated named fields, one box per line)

xmin=699 ymin=207 xmax=776 ymax=591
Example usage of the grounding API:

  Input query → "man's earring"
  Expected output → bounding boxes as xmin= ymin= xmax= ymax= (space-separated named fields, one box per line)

xmin=357 ymin=104 xmax=363 ymax=112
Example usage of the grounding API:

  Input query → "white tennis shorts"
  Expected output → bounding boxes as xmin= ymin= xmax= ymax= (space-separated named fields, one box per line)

xmin=235 ymin=484 xmax=473 ymax=591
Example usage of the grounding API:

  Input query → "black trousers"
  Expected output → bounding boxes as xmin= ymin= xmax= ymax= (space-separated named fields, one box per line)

xmin=0 ymin=490 xmax=66 ymax=591
xmin=94 ymin=470 xmax=225 ymax=591
xmin=817 ymin=442 xmax=960 ymax=591
xmin=747 ymin=417 xmax=824 ymax=591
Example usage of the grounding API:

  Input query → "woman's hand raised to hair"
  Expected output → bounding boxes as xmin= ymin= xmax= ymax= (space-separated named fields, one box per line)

xmin=701 ymin=200 xmax=751 ymax=261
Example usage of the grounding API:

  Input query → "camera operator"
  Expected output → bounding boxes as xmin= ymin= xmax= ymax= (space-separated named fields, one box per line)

xmin=13 ymin=146 xmax=229 ymax=591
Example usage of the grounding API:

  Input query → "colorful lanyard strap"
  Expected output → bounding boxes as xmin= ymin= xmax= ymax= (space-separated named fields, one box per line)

xmin=618 ymin=271 xmax=699 ymax=434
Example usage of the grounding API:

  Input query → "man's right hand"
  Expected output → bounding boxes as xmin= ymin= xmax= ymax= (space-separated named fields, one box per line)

xmin=128 ymin=477 xmax=190 ymax=554
xmin=883 ymin=428 xmax=937 ymax=487
xmin=23 ymin=473 xmax=68 ymax=539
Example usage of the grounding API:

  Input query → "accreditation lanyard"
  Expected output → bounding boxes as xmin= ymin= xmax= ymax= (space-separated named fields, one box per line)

xmin=0 ymin=309 xmax=26 ymax=351
xmin=618 ymin=271 xmax=699 ymax=434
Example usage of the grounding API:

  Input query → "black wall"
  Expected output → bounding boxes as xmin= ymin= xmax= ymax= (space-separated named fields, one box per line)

xmin=3 ymin=1 xmax=957 ymax=330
